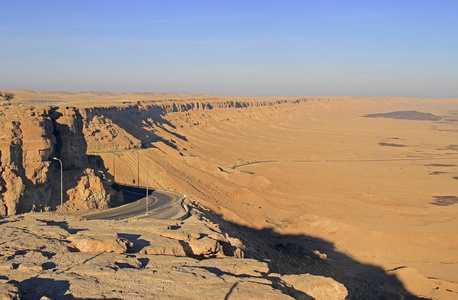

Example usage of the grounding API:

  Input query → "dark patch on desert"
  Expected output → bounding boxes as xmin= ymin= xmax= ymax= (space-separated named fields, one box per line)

xmin=364 ymin=110 xmax=442 ymax=121
xmin=430 ymin=172 xmax=446 ymax=175
xmin=378 ymin=142 xmax=406 ymax=147
xmin=431 ymin=196 xmax=458 ymax=206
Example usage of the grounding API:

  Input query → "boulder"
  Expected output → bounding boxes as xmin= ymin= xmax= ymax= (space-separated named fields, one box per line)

xmin=139 ymin=234 xmax=187 ymax=256
xmin=69 ymin=231 xmax=132 ymax=253
xmin=66 ymin=169 xmax=111 ymax=210
xmin=183 ymin=237 xmax=224 ymax=257
xmin=281 ymin=274 xmax=348 ymax=300
xmin=16 ymin=263 xmax=43 ymax=273
xmin=0 ymin=106 xmax=118 ymax=216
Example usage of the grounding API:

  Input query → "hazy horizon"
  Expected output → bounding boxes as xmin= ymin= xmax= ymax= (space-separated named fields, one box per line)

xmin=1 ymin=1 xmax=457 ymax=98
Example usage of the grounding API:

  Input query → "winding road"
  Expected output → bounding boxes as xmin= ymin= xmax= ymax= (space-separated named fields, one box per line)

xmin=83 ymin=186 xmax=186 ymax=220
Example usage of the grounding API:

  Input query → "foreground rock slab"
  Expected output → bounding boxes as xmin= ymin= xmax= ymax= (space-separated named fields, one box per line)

xmin=0 ymin=211 xmax=350 ymax=299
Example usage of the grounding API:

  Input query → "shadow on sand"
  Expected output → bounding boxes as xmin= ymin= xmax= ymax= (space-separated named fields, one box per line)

xmin=18 ymin=277 xmax=122 ymax=300
xmin=196 ymin=207 xmax=430 ymax=300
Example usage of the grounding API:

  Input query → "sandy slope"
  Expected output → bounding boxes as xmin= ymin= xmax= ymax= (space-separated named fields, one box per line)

xmin=139 ymin=96 xmax=458 ymax=297
xmin=7 ymin=90 xmax=458 ymax=298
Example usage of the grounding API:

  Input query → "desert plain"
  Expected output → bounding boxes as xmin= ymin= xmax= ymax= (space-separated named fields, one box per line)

xmin=1 ymin=90 xmax=458 ymax=299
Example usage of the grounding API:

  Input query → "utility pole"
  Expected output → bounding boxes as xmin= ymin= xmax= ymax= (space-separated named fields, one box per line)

xmin=137 ymin=152 xmax=140 ymax=187
xmin=179 ymin=152 xmax=199 ymax=198
xmin=179 ymin=152 xmax=194 ymax=198
xmin=53 ymin=157 xmax=63 ymax=214
xmin=146 ymin=157 xmax=149 ymax=214
xmin=164 ymin=155 xmax=167 ymax=191
xmin=185 ymin=158 xmax=188 ymax=197
xmin=113 ymin=153 xmax=116 ymax=181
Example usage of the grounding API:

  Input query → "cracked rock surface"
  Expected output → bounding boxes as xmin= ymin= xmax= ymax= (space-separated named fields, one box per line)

xmin=0 ymin=210 xmax=348 ymax=299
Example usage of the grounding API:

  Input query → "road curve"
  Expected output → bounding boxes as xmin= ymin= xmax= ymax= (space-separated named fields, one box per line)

xmin=83 ymin=189 xmax=186 ymax=220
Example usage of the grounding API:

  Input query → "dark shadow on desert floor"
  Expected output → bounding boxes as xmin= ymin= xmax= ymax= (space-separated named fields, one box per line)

xmin=18 ymin=277 xmax=122 ymax=300
xmin=197 ymin=208 xmax=431 ymax=300
xmin=431 ymin=195 xmax=458 ymax=206
xmin=378 ymin=142 xmax=406 ymax=147
xmin=364 ymin=111 xmax=441 ymax=121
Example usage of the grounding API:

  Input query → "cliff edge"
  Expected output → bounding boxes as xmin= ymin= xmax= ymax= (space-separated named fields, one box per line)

xmin=0 ymin=106 xmax=121 ymax=216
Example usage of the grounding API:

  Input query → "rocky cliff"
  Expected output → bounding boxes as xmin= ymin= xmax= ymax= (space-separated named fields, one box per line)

xmin=0 ymin=106 xmax=121 ymax=216
xmin=0 ymin=97 xmax=319 ymax=215
xmin=82 ymin=97 xmax=316 ymax=152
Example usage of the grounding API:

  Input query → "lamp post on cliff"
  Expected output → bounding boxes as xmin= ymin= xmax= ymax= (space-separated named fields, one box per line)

xmin=146 ymin=156 xmax=149 ymax=214
xmin=112 ymin=152 xmax=123 ymax=183
xmin=180 ymin=152 xmax=198 ymax=198
xmin=164 ymin=154 xmax=167 ymax=191
xmin=155 ymin=149 xmax=168 ymax=191
xmin=112 ymin=152 xmax=116 ymax=182
xmin=53 ymin=157 xmax=63 ymax=215
xmin=137 ymin=152 xmax=140 ymax=187
xmin=185 ymin=158 xmax=187 ymax=197
xmin=139 ymin=152 xmax=149 ymax=214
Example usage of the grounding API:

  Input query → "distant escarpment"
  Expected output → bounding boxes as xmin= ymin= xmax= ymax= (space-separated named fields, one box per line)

xmin=0 ymin=106 xmax=121 ymax=216
xmin=82 ymin=97 xmax=314 ymax=152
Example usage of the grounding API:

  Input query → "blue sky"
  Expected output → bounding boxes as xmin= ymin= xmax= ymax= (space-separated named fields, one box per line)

xmin=1 ymin=0 xmax=457 ymax=97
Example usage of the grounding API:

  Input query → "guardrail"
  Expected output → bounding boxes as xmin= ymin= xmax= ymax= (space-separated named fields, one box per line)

xmin=176 ymin=198 xmax=190 ymax=221
xmin=154 ymin=189 xmax=190 ymax=220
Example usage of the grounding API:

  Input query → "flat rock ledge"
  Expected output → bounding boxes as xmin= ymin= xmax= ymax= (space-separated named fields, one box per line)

xmin=0 ymin=211 xmax=347 ymax=299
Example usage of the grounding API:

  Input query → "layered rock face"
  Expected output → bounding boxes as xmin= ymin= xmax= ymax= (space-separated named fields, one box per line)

xmin=82 ymin=113 xmax=141 ymax=152
xmin=81 ymin=98 xmax=314 ymax=152
xmin=0 ymin=106 xmax=120 ymax=216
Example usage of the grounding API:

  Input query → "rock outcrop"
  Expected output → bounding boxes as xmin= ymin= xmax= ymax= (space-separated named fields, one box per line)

xmin=82 ymin=113 xmax=140 ymax=152
xmin=0 ymin=209 xmax=352 ymax=299
xmin=281 ymin=274 xmax=348 ymax=300
xmin=0 ymin=279 xmax=21 ymax=300
xmin=69 ymin=230 xmax=132 ymax=253
xmin=0 ymin=107 xmax=54 ymax=215
xmin=65 ymin=168 xmax=121 ymax=211
xmin=0 ymin=106 xmax=120 ymax=216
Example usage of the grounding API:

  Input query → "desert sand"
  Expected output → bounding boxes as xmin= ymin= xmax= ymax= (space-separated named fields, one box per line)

xmin=2 ymin=90 xmax=458 ymax=299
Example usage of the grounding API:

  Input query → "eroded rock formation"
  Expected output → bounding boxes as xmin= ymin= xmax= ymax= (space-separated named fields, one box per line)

xmin=0 ymin=106 xmax=120 ymax=216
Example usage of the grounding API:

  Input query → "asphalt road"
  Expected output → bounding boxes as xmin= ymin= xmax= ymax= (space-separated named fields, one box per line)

xmin=83 ymin=187 xmax=185 ymax=220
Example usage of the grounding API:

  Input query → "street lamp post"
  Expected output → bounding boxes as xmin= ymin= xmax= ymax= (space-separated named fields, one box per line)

xmin=155 ymin=149 xmax=168 ymax=191
xmin=180 ymin=152 xmax=199 ymax=198
xmin=180 ymin=152 xmax=193 ymax=198
xmin=53 ymin=157 xmax=63 ymax=214
xmin=113 ymin=153 xmax=116 ymax=181
xmin=185 ymin=158 xmax=187 ymax=197
xmin=146 ymin=157 xmax=149 ymax=214
xmin=164 ymin=155 xmax=167 ymax=191
xmin=137 ymin=152 xmax=140 ymax=187
xmin=139 ymin=152 xmax=149 ymax=214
